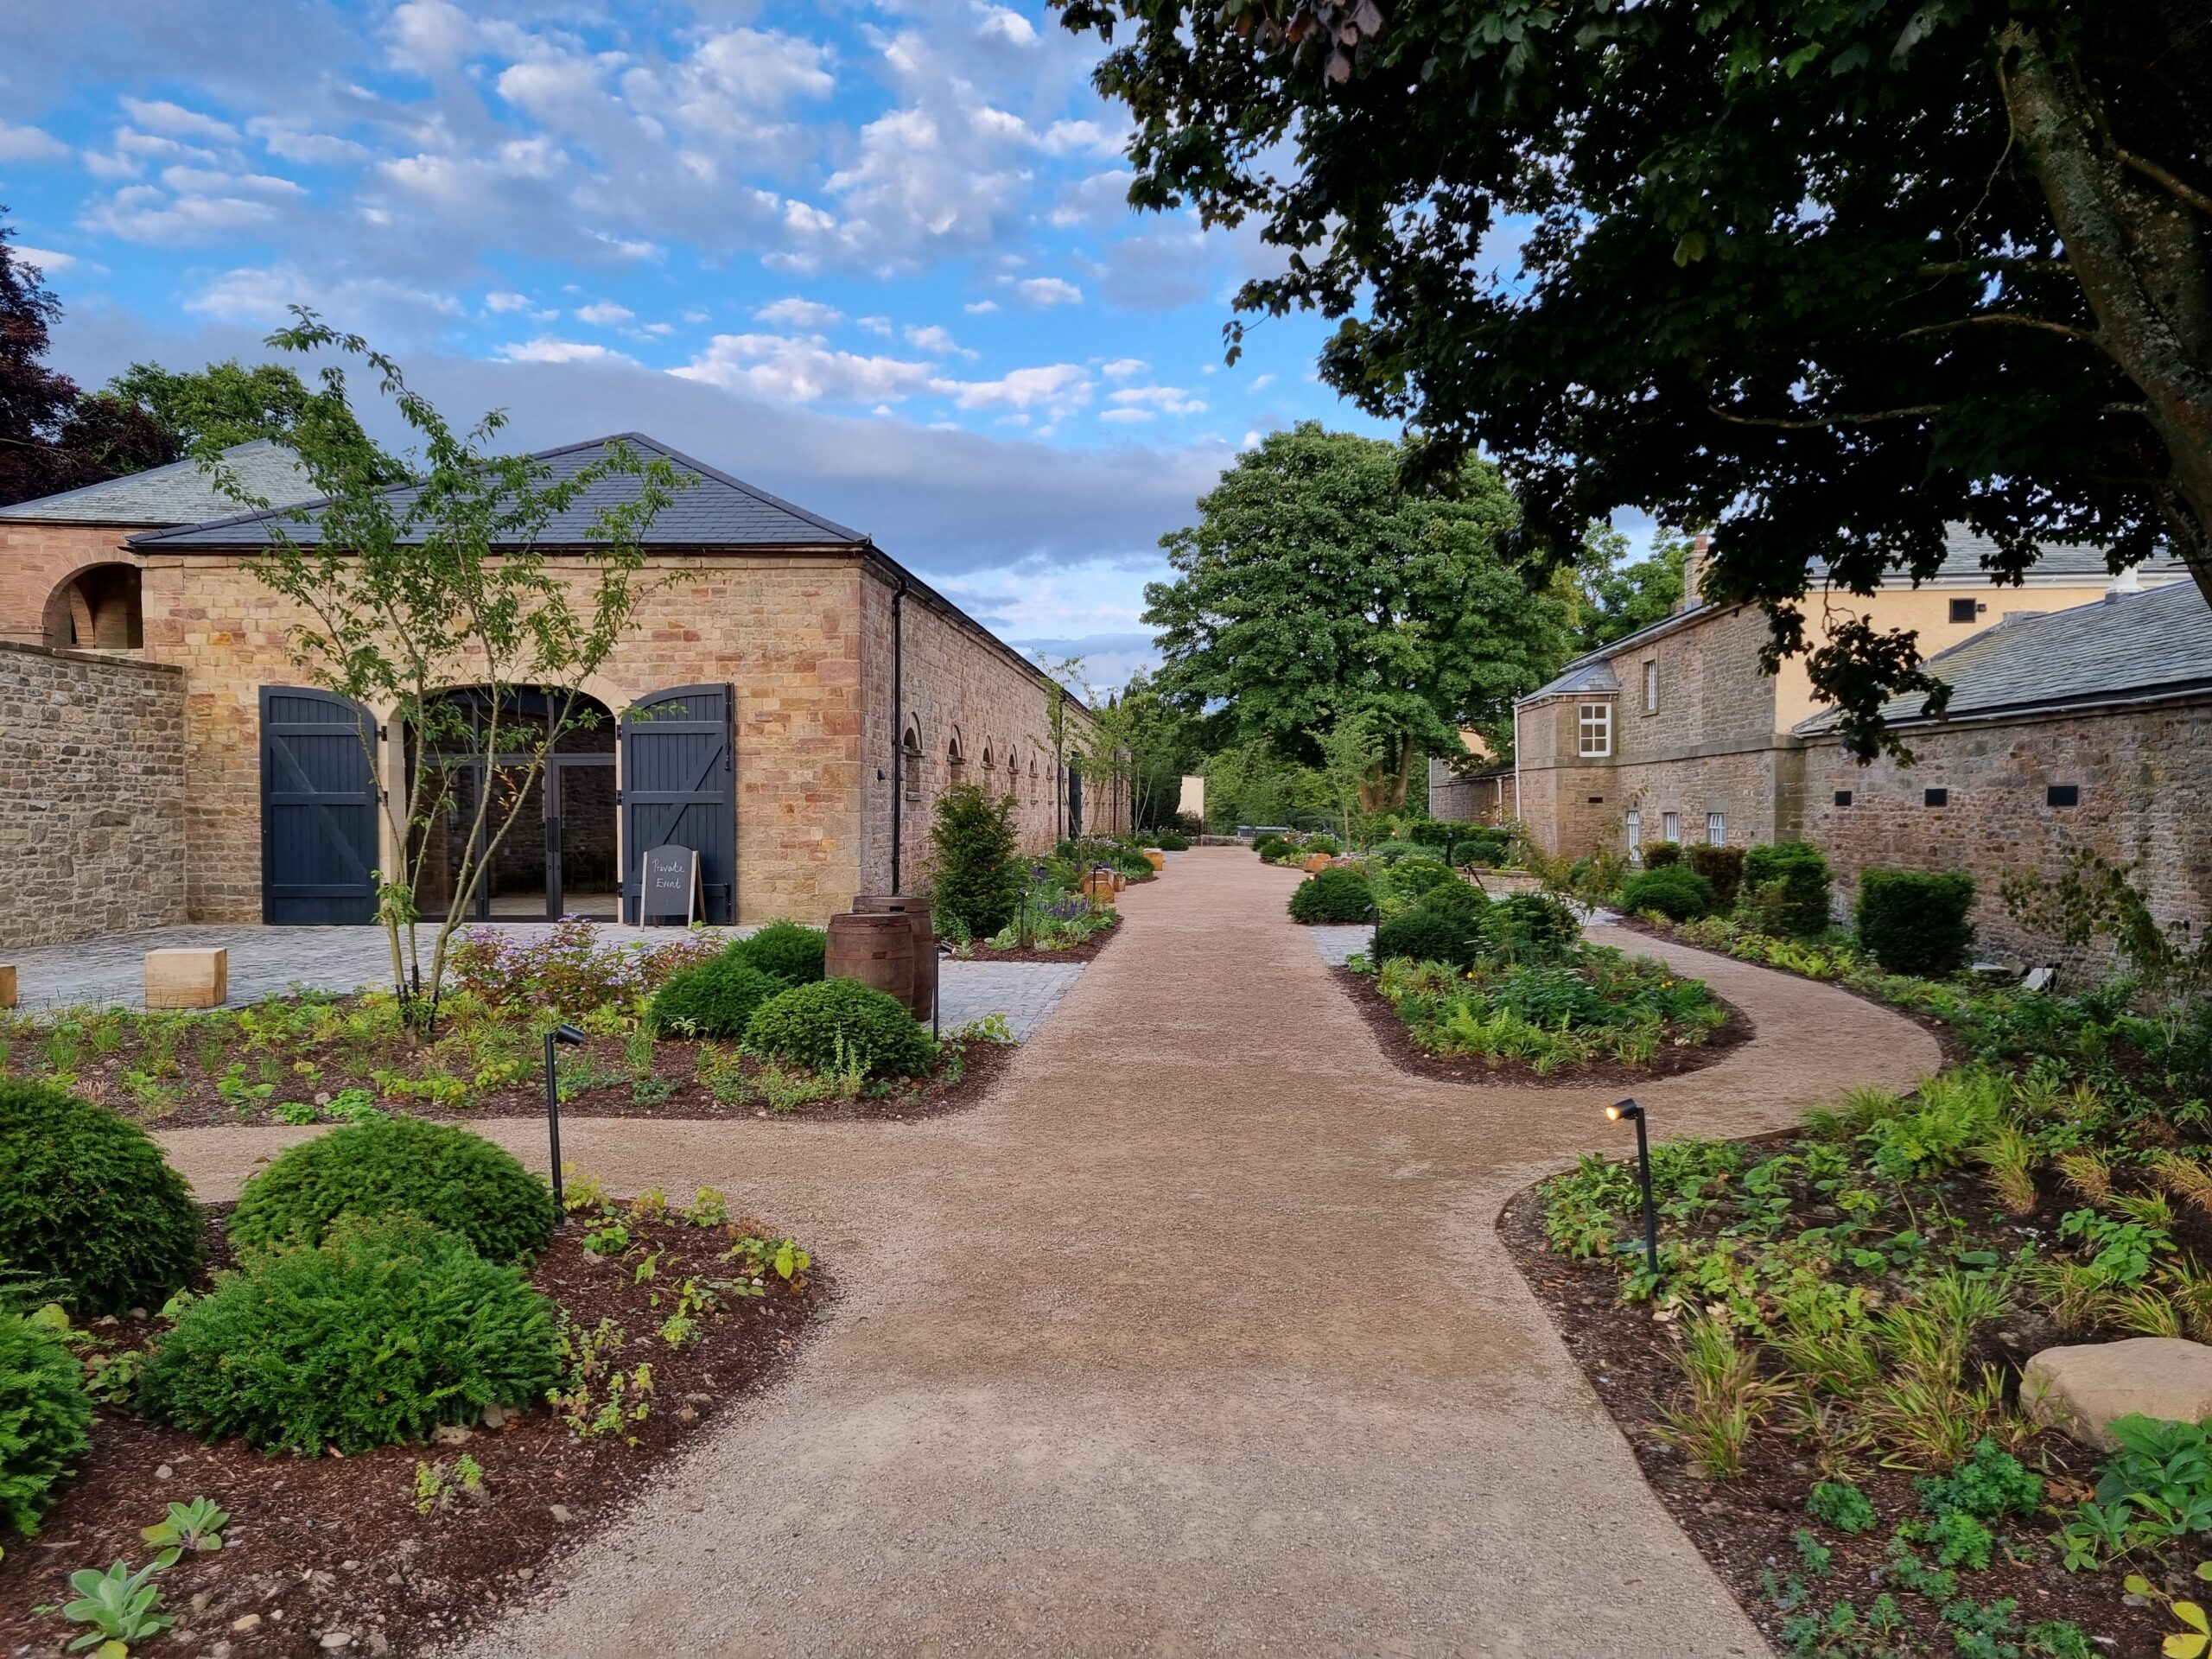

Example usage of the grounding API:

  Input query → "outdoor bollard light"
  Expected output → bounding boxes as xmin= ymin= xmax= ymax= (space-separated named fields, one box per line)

xmin=543 ymin=1022 xmax=588 ymax=1215
xmin=1606 ymin=1096 xmax=1661 ymax=1280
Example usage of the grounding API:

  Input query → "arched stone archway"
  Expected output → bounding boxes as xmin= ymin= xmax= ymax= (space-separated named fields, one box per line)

xmin=43 ymin=563 xmax=143 ymax=651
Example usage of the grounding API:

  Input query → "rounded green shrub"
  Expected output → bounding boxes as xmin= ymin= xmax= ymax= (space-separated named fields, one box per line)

xmin=1641 ymin=840 xmax=1682 ymax=869
xmin=746 ymin=978 xmax=937 ymax=1078
xmin=1372 ymin=908 xmax=1480 ymax=969
xmin=1368 ymin=839 xmax=1423 ymax=864
xmin=1302 ymin=835 xmax=1343 ymax=855
xmin=931 ymin=783 xmax=1022 ymax=937
xmin=646 ymin=954 xmax=791 ymax=1038
xmin=0 ymin=1311 xmax=93 ymax=1536
xmin=731 ymin=921 xmax=827 ymax=985
xmin=1478 ymin=893 xmax=1580 ymax=963
xmin=1743 ymin=841 xmax=1834 ymax=937
xmin=1687 ymin=844 xmax=1745 ymax=909
xmin=229 ymin=1117 xmax=556 ymax=1266
xmin=1856 ymin=868 xmax=1977 ymax=978
xmin=1153 ymin=831 xmax=1191 ymax=852
xmin=0 ymin=1080 xmax=203 ymax=1316
xmin=1251 ymin=834 xmax=1290 ymax=860
xmin=140 ymin=1216 xmax=559 ymax=1456
xmin=1287 ymin=867 xmax=1375 ymax=925
xmin=1392 ymin=855 xmax=1456 ymax=895
xmin=1420 ymin=880 xmax=1491 ymax=924
xmin=1621 ymin=865 xmax=1718 ymax=922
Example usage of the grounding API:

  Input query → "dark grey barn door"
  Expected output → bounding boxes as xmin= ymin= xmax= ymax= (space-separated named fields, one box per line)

xmin=620 ymin=684 xmax=734 ymax=925
xmin=260 ymin=686 xmax=378 ymax=925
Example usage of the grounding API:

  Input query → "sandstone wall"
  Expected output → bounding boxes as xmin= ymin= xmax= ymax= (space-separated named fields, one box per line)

xmin=0 ymin=641 xmax=187 ymax=948
xmin=1802 ymin=700 xmax=2212 ymax=964
xmin=0 ymin=520 xmax=149 ymax=646
xmin=138 ymin=550 xmax=872 ymax=926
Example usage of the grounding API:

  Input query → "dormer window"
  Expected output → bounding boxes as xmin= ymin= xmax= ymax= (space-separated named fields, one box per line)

xmin=1577 ymin=702 xmax=1612 ymax=758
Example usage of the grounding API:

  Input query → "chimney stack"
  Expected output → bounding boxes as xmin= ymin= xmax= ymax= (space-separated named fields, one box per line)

xmin=1681 ymin=531 xmax=1712 ymax=613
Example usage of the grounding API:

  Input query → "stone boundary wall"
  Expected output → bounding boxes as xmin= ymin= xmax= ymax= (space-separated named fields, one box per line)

xmin=0 ymin=641 xmax=188 ymax=949
xmin=1802 ymin=697 xmax=2212 ymax=967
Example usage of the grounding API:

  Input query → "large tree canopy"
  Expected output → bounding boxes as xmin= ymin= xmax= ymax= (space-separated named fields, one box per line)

xmin=1055 ymin=0 xmax=2211 ymax=755
xmin=1 ymin=214 xmax=172 ymax=505
xmin=1145 ymin=423 xmax=1570 ymax=810
xmin=107 ymin=358 xmax=350 ymax=455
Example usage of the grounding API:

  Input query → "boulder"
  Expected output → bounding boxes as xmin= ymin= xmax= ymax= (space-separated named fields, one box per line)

xmin=2023 ymin=1336 xmax=2212 ymax=1449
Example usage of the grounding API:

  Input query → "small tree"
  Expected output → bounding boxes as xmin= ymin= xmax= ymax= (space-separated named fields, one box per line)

xmin=208 ymin=313 xmax=683 ymax=1031
xmin=930 ymin=783 xmax=1022 ymax=939
xmin=1315 ymin=711 xmax=1376 ymax=848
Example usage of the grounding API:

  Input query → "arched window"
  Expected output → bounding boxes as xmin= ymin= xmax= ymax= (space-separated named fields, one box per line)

xmin=43 ymin=563 xmax=143 ymax=650
xmin=981 ymin=740 xmax=995 ymax=774
xmin=901 ymin=717 xmax=925 ymax=802
xmin=946 ymin=727 xmax=967 ymax=788
xmin=1029 ymin=755 xmax=1039 ymax=804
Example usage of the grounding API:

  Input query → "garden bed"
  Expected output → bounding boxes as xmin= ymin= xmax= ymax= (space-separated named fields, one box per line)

xmin=0 ymin=1201 xmax=827 ymax=1659
xmin=1496 ymin=1183 xmax=2153 ymax=1656
xmin=3 ymin=1007 xmax=1019 ymax=1131
xmin=1335 ymin=963 xmax=1752 ymax=1089
xmin=956 ymin=912 xmax=1123 ymax=965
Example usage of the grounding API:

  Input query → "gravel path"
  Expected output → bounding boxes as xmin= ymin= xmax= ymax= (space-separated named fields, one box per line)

xmin=5 ymin=923 xmax=1080 ymax=1039
xmin=156 ymin=849 xmax=1942 ymax=1656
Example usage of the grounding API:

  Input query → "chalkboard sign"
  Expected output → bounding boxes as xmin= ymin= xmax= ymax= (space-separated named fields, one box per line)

xmin=640 ymin=844 xmax=701 ymax=925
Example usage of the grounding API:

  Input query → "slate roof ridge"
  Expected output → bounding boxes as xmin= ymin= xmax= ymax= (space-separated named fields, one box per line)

xmin=0 ymin=439 xmax=312 ymax=525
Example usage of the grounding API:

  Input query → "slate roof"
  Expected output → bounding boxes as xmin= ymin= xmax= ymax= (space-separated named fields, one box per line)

xmin=1523 ymin=656 xmax=1623 ymax=699
xmin=130 ymin=434 xmax=866 ymax=550
xmin=0 ymin=440 xmax=315 ymax=526
xmin=1809 ymin=523 xmax=2189 ymax=584
xmin=1795 ymin=580 xmax=2212 ymax=734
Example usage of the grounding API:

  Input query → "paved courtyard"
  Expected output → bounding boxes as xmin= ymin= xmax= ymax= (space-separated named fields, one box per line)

xmin=155 ymin=848 xmax=1937 ymax=1657
xmin=2 ymin=923 xmax=1084 ymax=1040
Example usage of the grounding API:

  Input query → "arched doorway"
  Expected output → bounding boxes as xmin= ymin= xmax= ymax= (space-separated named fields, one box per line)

xmin=410 ymin=686 xmax=620 ymax=921
xmin=44 ymin=564 xmax=143 ymax=650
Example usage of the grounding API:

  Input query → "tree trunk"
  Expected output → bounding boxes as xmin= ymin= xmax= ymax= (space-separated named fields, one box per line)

xmin=2002 ymin=24 xmax=2212 ymax=600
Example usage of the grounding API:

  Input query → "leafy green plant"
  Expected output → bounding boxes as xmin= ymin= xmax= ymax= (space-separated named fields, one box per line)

xmin=0 ymin=1080 xmax=204 ymax=1316
xmin=60 ymin=1558 xmax=171 ymax=1652
xmin=645 ymin=954 xmax=791 ymax=1039
xmin=549 ymin=1315 xmax=653 ymax=1443
xmin=1857 ymin=868 xmax=1978 ymax=978
xmin=1805 ymin=1479 xmax=1878 ymax=1535
xmin=731 ymin=922 xmax=829 ymax=986
xmin=228 ymin=1116 xmax=557 ymax=1265
xmin=0 ymin=1310 xmax=93 ymax=1536
xmin=140 ymin=1216 xmax=560 ymax=1454
xmin=1286 ymin=866 xmax=1375 ymax=924
xmin=1656 ymin=1313 xmax=1777 ymax=1478
xmin=2126 ymin=1561 xmax=2212 ymax=1659
xmin=413 ymin=1452 xmax=485 ymax=1514
xmin=1621 ymin=864 xmax=1718 ymax=922
xmin=931 ymin=783 xmax=1023 ymax=937
xmin=1741 ymin=842 xmax=1834 ymax=938
xmin=139 ymin=1497 xmax=227 ymax=1567
xmin=744 ymin=979 xmax=936 ymax=1079
xmin=1370 ymin=906 xmax=1480 ymax=969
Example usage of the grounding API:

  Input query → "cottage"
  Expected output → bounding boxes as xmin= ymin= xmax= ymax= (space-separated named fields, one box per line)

xmin=1511 ymin=529 xmax=2192 ymax=865
xmin=0 ymin=434 xmax=1117 ymax=944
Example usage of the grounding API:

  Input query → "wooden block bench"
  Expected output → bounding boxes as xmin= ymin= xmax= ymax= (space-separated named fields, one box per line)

xmin=145 ymin=948 xmax=228 ymax=1010
xmin=0 ymin=963 xmax=15 ymax=1010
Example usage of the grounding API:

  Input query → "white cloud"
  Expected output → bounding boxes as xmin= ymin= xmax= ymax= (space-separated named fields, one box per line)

xmin=1101 ymin=358 xmax=1148 ymax=380
xmin=576 ymin=301 xmax=635 ymax=325
xmin=498 ymin=337 xmax=636 ymax=364
xmin=595 ymin=232 xmax=664 ymax=260
xmin=973 ymin=4 xmax=1039 ymax=44
xmin=963 ymin=301 xmax=1000 ymax=315
xmin=486 ymin=290 xmax=537 ymax=313
xmin=119 ymin=98 xmax=242 ymax=144
xmin=1109 ymin=384 xmax=1207 ymax=416
xmin=247 ymin=119 xmax=372 ymax=165
xmin=1099 ymin=407 xmax=1152 ymax=425
xmin=185 ymin=264 xmax=461 ymax=334
xmin=1050 ymin=168 xmax=1135 ymax=228
xmin=1039 ymin=119 xmax=1125 ymax=156
xmin=857 ymin=315 xmax=893 ymax=335
xmin=682 ymin=308 xmax=711 ymax=324
xmin=10 ymin=245 xmax=77 ymax=273
xmin=1249 ymin=373 xmax=1276 ymax=391
xmin=82 ymin=186 xmax=283 ymax=243
xmin=674 ymin=333 xmax=938 ymax=404
xmin=937 ymin=363 xmax=1090 ymax=414
xmin=755 ymin=296 xmax=844 ymax=329
xmin=660 ymin=29 xmax=836 ymax=140
xmin=161 ymin=166 xmax=303 ymax=199
xmin=1013 ymin=276 xmax=1082 ymax=308
xmin=904 ymin=323 xmax=974 ymax=358
xmin=0 ymin=122 xmax=70 ymax=162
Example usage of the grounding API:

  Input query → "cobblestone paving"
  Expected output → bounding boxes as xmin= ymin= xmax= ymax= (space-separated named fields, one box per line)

xmin=1307 ymin=924 xmax=1375 ymax=966
xmin=1 ymin=924 xmax=1084 ymax=1039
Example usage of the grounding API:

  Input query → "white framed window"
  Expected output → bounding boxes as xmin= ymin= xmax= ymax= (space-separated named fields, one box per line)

xmin=1707 ymin=811 xmax=1726 ymax=846
xmin=1643 ymin=660 xmax=1659 ymax=714
xmin=1662 ymin=810 xmax=1680 ymax=842
xmin=1577 ymin=702 xmax=1612 ymax=758
xmin=1625 ymin=810 xmax=1642 ymax=862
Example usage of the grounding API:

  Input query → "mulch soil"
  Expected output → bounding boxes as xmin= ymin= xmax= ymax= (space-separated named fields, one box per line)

xmin=54 ymin=1034 xmax=1015 ymax=1133
xmin=1332 ymin=964 xmax=1754 ymax=1090
xmin=0 ymin=1209 xmax=827 ymax=1659
xmin=1495 ymin=1181 xmax=2170 ymax=1656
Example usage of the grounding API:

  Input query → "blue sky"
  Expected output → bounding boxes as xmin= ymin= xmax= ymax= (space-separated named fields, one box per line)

xmin=3 ymin=0 xmax=1395 ymax=690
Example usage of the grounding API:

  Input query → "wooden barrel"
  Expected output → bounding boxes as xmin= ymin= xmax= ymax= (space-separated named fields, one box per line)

xmin=854 ymin=893 xmax=935 ymax=1020
xmin=824 ymin=912 xmax=915 ymax=1011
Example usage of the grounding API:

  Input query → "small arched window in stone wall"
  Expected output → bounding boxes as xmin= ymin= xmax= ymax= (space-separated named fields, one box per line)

xmin=1029 ymin=756 xmax=1040 ymax=804
xmin=981 ymin=740 xmax=995 ymax=776
xmin=946 ymin=728 xmax=967 ymax=790
xmin=902 ymin=717 xmax=925 ymax=802
xmin=43 ymin=563 xmax=143 ymax=651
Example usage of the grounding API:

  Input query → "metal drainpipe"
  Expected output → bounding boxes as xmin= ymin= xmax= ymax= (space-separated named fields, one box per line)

xmin=890 ymin=575 xmax=907 ymax=894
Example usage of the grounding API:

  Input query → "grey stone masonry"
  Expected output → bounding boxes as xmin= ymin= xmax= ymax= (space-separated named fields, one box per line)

xmin=0 ymin=641 xmax=188 ymax=950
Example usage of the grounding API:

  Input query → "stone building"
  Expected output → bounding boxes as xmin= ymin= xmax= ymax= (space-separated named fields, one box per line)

xmin=1796 ymin=581 xmax=2211 ymax=963
xmin=1512 ymin=529 xmax=2191 ymax=864
xmin=0 ymin=433 xmax=1114 ymax=941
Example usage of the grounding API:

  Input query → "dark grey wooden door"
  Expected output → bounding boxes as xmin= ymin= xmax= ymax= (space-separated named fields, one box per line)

xmin=260 ymin=686 xmax=378 ymax=925
xmin=620 ymin=684 xmax=734 ymax=924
